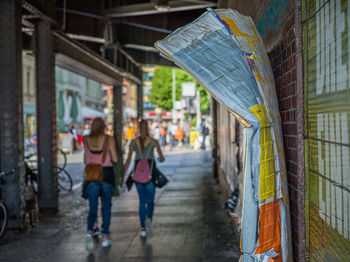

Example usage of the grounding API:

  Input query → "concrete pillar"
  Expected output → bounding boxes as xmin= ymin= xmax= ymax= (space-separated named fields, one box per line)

xmin=137 ymin=84 xmax=143 ymax=119
xmin=211 ymin=97 xmax=218 ymax=180
xmin=34 ymin=20 xmax=58 ymax=213
xmin=113 ymin=83 xmax=123 ymax=164
xmin=0 ymin=0 xmax=25 ymax=229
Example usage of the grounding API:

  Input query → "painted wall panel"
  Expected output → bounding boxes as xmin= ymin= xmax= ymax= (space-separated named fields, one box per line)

xmin=303 ymin=0 xmax=350 ymax=260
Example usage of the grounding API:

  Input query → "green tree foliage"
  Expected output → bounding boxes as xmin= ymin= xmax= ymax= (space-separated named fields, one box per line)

xmin=149 ymin=67 xmax=210 ymax=113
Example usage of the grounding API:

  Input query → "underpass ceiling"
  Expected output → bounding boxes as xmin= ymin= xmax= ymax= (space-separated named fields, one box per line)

xmin=51 ymin=0 xmax=217 ymax=65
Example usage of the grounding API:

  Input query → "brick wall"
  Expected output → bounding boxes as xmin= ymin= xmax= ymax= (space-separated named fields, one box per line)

xmin=269 ymin=12 xmax=304 ymax=262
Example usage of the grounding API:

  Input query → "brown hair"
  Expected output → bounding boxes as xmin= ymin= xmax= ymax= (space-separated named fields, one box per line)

xmin=89 ymin=118 xmax=106 ymax=137
xmin=138 ymin=119 xmax=150 ymax=152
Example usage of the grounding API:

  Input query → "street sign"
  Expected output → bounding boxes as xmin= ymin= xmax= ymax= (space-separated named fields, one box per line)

xmin=181 ymin=82 xmax=196 ymax=97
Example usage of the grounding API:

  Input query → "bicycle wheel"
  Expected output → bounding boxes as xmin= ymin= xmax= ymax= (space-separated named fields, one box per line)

xmin=57 ymin=167 xmax=73 ymax=191
xmin=57 ymin=148 xmax=67 ymax=169
xmin=0 ymin=202 xmax=8 ymax=240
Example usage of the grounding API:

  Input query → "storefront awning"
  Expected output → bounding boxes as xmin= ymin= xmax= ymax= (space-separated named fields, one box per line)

xmin=81 ymin=106 xmax=105 ymax=119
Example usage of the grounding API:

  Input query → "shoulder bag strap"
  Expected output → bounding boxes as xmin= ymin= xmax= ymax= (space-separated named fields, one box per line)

xmin=101 ymin=135 xmax=108 ymax=164
xmin=136 ymin=138 xmax=143 ymax=156
xmin=144 ymin=142 xmax=153 ymax=159
xmin=83 ymin=136 xmax=88 ymax=147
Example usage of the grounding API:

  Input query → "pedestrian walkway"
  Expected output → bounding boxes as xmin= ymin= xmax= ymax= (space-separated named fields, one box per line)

xmin=0 ymin=149 xmax=239 ymax=262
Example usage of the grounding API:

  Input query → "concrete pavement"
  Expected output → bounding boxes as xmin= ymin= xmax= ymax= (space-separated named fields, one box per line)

xmin=0 ymin=148 xmax=239 ymax=262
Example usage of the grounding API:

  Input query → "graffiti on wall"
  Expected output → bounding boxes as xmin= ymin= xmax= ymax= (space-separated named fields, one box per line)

xmin=256 ymin=0 xmax=288 ymax=38
xmin=304 ymin=0 xmax=350 ymax=260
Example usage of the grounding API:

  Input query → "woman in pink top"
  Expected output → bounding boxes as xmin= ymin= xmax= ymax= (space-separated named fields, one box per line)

xmin=83 ymin=118 xmax=118 ymax=251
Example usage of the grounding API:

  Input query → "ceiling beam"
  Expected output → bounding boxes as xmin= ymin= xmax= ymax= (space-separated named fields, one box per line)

xmin=123 ymin=44 xmax=159 ymax=53
xmin=53 ymin=31 xmax=123 ymax=84
xmin=119 ymin=21 xmax=172 ymax=34
xmin=55 ymin=53 xmax=118 ymax=86
xmin=124 ymin=48 xmax=174 ymax=66
xmin=104 ymin=0 xmax=216 ymax=18
xmin=66 ymin=33 xmax=106 ymax=43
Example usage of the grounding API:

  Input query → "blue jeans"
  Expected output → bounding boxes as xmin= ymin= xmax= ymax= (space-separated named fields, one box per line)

xmin=87 ymin=182 xmax=114 ymax=236
xmin=160 ymin=136 xmax=166 ymax=147
xmin=135 ymin=181 xmax=155 ymax=228
xmin=202 ymin=135 xmax=207 ymax=150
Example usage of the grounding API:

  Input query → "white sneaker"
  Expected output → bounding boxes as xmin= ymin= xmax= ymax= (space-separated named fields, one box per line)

xmin=140 ymin=230 xmax=147 ymax=238
xmin=145 ymin=218 xmax=153 ymax=238
xmin=85 ymin=233 xmax=94 ymax=252
xmin=102 ymin=237 xmax=112 ymax=248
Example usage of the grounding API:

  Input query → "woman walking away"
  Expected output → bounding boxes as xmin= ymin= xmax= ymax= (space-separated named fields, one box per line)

xmin=123 ymin=119 xmax=165 ymax=238
xmin=83 ymin=118 xmax=118 ymax=251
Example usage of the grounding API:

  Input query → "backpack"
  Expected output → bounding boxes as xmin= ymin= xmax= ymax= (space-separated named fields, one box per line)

xmin=132 ymin=143 xmax=153 ymax=184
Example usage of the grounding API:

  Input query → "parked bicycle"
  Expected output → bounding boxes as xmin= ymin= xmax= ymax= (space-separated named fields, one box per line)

xmin=0 ymin=169 xmax=15 ymax=240
xmin=25 ymin=166 xmax=38 ymax=228
xmin=24 ymin=148 xmax=73 ymax=192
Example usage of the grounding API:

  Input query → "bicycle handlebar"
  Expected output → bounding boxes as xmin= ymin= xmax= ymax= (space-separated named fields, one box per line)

xmin=0 ymin=169 xmax=15 ymax=176
xmin=24 ymin=153 xmax=36 ymax=159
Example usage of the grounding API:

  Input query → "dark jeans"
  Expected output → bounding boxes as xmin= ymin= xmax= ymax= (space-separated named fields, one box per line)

xmin=171 ymin=135 xmax=176 ymax=147
xmin=87 ymin=181 xmax=114 ymax=236
xmin=135 ymin=181 xmax=155 ymax=228
xmin=73 ymin=138 xmax=77 ymax=151
xmin=202 ymin=134 xmax=207 ymax=150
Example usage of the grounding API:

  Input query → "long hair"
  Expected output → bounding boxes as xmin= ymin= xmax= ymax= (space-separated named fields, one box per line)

xmin=89 ymin=118 xmax=106 ymax=138
xmin=138 ymin=119 xmax=149 ymax=152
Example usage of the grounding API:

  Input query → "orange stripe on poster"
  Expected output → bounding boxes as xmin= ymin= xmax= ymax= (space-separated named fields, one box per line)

xmin=255 ymin=199 xmax=282 ymax=256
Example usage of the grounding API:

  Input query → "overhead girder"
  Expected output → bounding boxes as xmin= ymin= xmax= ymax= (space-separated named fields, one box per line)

xmin=104 ymin=0 xmax=216 ymax=18
xmin=52 ymin=3 xmax=209 ymax=65
xmin=117 ymin=23 xmax=167 ymax=47
xmin=124 ymin=48 xmax=174 ymax=66
xmin=53 ymin=31 xmax=124 ymax=84
xmin=24 ymin=0 xmax=57 ymax=24
xmin=24 ymin=0 xmax=217 ymax=67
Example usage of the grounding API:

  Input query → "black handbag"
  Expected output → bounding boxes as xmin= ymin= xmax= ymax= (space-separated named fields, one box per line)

xmin=125 ymin=173 xmax=134 ymax=191
xmin=152 ymin=166 xmax=168 ymax=188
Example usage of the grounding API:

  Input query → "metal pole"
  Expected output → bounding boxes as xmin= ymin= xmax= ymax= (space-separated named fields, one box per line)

xmin=211 ymin=97 xmax=218 ymax=180
xmin=172 ymin=67 xmax=176 ymax=123
xmin=112 ymin=83 xmax=123 ymax=192
xmin=0 ymin=0 xmax=25 ymax=229
xmin=196 ymin=90 xmax=201 ymax=131
xmin=35 ymin=20 xmax=58 ymax=213
xmin=137 ymin=84 xmax=144 ymax=119
xmin=113 ymin=83 xmax=123 ymax=166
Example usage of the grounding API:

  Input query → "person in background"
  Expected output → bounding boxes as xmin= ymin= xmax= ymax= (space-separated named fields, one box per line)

xmin=106 ymin=123 xmax=114 ymax=136
xmin=77 ymin=133 xmax=83 ymax=149
xmin=201 ymin=123 xmax=209 ymax=150
xmin=83 ymin=124 xmax=91 ymax=136
xmin=170 ymin=122 xmax=178 ymax=148
xmin=125 ymin=122 xmax=134 ymax=148
xmin=70 ymin=125 xmax=78 ymax=152
xmin=123 ymin=119 xmax=165 ymax=238
xmin=153 ymin=122 xmax=160 ymax=141
xmin=147 ymin=120 xmax=153 ymax=135
xmin=175 ymin=123 xmax=183 ymax=146
xmin=83 ymin=118 xmax=118 ymax=251
xmin=183 ymin=121 xmax=190 ymax=144
xmin=159 ymin=122 xmax=167 ymax=148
